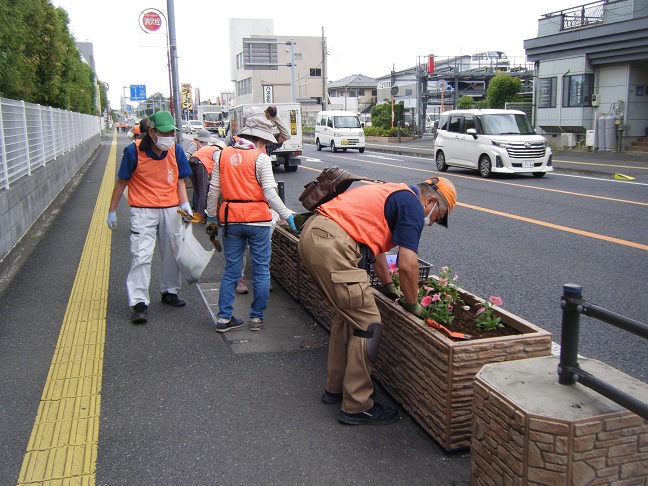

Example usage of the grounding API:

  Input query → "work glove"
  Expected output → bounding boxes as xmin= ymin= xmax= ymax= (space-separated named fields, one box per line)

xmin=399 ymin=297 xmax=424 ymax=319
xmin=285 ymin=214 xmax=299 ymax=233
xmin=205 ymin=216 xmax=218 ymax=237
xmin=265 ymin=105 xmax=277 ymax=118
xmin=179 ymin=202 xmax=193 ymax=217
xmin=377 ymin=282 xmax=404 ymax=301
xmin=107 ymin=211 xmax=117 ymax=231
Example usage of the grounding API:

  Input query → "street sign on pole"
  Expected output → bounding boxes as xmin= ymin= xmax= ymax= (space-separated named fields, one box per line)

xmin=130 ymin=85 xmax=147 ymax=101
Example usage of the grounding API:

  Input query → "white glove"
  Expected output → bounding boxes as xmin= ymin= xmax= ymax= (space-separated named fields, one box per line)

xmin=179 ymin=202 xmax=193 ymax=217
xmin=107 ymin=211 xmax=117 ymax=231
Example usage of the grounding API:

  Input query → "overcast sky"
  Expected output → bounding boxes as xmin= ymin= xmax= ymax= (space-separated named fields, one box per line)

xmin=50 ymin=0 xmax=578 ymax=109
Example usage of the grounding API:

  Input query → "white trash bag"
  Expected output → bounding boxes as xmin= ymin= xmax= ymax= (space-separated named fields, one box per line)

xmin=173 ymin=222 xmax=214 ymax=284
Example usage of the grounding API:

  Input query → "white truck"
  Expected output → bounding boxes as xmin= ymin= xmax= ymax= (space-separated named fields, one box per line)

xmin=229 ymin=103 xmax=302 ymax=172
xmin=195 ymin=105 xmax=228 ymax=133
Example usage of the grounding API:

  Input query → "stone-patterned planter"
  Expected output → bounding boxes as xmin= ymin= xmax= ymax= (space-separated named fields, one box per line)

xmin=270 ymin=225 xmax=553 ymax=451
xmin=270 ymin=226 xmax=301 ymax=301
xmin=373 ymin=290 xmax=553 ymax=451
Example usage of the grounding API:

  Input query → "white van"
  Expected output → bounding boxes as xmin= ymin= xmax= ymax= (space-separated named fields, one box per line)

xmin=315 ymin=111 xmax=365 ymax=153
xmin=433 ymin=109 xmax=553 ymax=178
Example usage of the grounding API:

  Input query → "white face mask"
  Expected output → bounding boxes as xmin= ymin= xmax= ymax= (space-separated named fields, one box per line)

xmin=155 ymin=135 xmax=175 ymax=151
xmin=426 ymin=202 xmax=438 ymax=227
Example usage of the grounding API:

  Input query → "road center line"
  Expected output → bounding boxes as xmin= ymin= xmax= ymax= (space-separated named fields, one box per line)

xmin=459 ymin=202 xmax=648 ymax=251
xmin=18 ymin=133 xmax=116 ymax=485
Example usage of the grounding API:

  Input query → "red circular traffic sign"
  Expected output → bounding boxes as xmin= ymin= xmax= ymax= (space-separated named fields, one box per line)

xmin=140 ymin=10 xmax=162 ymax=32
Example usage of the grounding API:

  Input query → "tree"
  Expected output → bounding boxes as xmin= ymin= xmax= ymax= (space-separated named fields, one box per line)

xmin=457 ymin=95 xmax=475 ymax=109
xmin=486 ymin=74 xmax=523 ymax=109
xmin=370 ymin=100 xmax=404 ymax=130
xmin=0 ymin=0 xmax=97 ymax=115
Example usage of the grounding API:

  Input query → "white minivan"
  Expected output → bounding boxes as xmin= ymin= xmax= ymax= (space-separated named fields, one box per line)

xmin=433 ymin=109 xmax=553 ymax=178
xmin=315 ymin=111 xmax=365 ymax=153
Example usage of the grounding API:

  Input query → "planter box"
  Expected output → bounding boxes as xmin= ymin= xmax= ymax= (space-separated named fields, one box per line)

xmin=373 ymin=289 xmax=552 ymax=451
xmin=270 ymin=226 xmax=553 ymax=451
xmin=270 ymin=226 xmax=301 ymax=301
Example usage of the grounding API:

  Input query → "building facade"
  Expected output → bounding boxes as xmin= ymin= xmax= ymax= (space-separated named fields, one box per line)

xmin=229 ymin=19 xmax=325 ymax=122
xmin=524 ymin=0 xmax=648 ymax=149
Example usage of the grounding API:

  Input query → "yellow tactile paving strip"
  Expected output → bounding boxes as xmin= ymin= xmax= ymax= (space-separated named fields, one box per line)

xmin=18 ymin=132 xmax=117 ymax=485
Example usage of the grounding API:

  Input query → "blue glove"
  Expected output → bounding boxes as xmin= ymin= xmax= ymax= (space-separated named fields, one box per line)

xmin=286 ymin=214 xmax=299 ymax=233
xmin=107 ymin=211 xmax=117 ymax=231
xmin=179 ymin=201 xmax=193 ymax=217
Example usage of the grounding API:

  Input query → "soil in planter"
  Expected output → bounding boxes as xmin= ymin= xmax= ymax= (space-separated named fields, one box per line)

xmin=434 ymin=305 xmax=522 ymax=340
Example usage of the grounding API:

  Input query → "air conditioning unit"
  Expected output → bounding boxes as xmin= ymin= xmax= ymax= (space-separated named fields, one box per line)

xmin=591 ymin=93 xmax=600 ymax=107
xmin=561 ymin=133 xmax=576 ymax=148
xmin=586 ymin=130 xmax=595 ymax=147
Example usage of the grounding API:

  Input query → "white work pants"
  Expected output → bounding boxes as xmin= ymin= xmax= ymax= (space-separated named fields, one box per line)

xmin=126 ymin=207 xmax=182 ymax=306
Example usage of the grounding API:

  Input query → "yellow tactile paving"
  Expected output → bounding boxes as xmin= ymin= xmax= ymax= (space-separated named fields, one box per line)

xmin=18 ymin=133 xmax=117 ymax=485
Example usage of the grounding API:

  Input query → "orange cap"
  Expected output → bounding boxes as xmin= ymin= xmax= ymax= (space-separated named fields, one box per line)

xmin=424 ymin=176 xmax=456 ymax=227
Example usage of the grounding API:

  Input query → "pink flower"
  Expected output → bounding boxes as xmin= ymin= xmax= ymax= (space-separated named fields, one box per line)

xmin=423 ymin=285 xmax=435 ymax=292
xmin=447 ymin=305 xmax=453 ymax=311
xmin=421 ymin=296 xmax=432 ymax=307
xmin=476 ymin=307 xmax=486 ymax=315
xmin=431 ymin=294 xmax=441 ymax=302
xmin=438 ymin=278 xmax=448 ymax=287
xmin=389 ymin=263 xmax=398 ymax=271
xmin=442 ymin=266 xmax=449 ymax=272
xmin=453 ymin=274 xmax=459 ymax=281
xmin=489 ymin=296 xmax=503 ymax=306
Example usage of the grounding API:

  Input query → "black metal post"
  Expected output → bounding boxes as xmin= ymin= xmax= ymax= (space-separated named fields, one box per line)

xmin=278 ymin=181 xmax=285 ymax=203
xmin=558 ymin=283 xmax=583 ymax=385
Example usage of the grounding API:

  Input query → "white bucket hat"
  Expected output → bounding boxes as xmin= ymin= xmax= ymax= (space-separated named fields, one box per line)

xmin=237 ymin=110 xmax=277 ymax=144
xmin=196 ymin=129 xmax=212 ymax=143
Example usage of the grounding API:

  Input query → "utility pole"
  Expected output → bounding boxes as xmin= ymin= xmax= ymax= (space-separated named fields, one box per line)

xmin=166 ymin=0 xmax=183 ymax=142
xmin=322 ymin=27 xmax=327 ymax=112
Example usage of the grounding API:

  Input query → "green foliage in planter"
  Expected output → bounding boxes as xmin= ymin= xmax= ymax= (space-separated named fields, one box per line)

xmin=363 ymin=125 xmax=384 ymax=136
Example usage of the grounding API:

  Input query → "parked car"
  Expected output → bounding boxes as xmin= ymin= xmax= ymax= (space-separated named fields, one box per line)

xmin=433 ymin=109 xmax=553 ymax=178
xmin=217 ymin=121 xmax=229 ymax=138
xmin=183 ymin=120 xmax=204 ymax=134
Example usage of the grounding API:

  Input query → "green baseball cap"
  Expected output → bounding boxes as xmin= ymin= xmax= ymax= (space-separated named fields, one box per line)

xmin=148 ymin=111 xmax=178 ymax=132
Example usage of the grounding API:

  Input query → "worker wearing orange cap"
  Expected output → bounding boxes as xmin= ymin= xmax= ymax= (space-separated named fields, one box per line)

xmin=298 ymin=175 xmax=456 ymax=426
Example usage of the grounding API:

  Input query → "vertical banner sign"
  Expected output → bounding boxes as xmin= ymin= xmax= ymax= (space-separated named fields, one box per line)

xmin=289 ymin=110 xmax=297 ymax=135
xmin=263 ymin=85 xmax=273 ymax=104
xmin=139 ymin=9 xmax=164 ymax=33
xmin=181 ymin=83 xmax=193 ymax=110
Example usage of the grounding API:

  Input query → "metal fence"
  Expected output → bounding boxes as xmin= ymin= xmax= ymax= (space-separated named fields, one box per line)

xmin=559 ymin=283 xmax=648 ymax=420
xmin=0 ymin=97 xmax=101 ymax=190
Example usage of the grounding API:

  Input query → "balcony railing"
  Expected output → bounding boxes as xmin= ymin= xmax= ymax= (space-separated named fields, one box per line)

xmin=543 ymin=0 xmax=606 ymax=31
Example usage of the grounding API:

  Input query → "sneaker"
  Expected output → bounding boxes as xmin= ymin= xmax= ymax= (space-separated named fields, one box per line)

xmin=321 ymin=390 xmax=343 ymax=404
xmin=338 ymin=402 xmax=400 ymax=426
xmin=131 ymin=302 xmax=148 ymax=324
xmin=161 ymin=292 xmax=186 ymax=307
xmin=235 ymin=278 xmax=249 ymax=294
xmin=216 ymin=316 xmax=243 ymax=333
xmin=249 ymin=317 xmax=264 ymax=331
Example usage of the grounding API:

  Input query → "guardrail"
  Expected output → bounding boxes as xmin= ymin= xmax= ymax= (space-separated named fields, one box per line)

xmin=0 ymin=97 xmax=101 ymax=190
xmin=559 ymin=283 xmax=648 ymax=420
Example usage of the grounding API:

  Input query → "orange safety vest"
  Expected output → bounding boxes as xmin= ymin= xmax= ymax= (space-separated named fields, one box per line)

xmin=192 ymin=145 xmax=219 ymax=176
xmin=127 ymin=139 xmax=180 ymax=208
xmin=218 ymin=146 xmax=272 ymax=224
xmin=318 ymin=183 xmax=415 ymax=256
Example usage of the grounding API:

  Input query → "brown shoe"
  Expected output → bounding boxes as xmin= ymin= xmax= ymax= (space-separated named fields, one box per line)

xmin=236 ymin=278 xmax=249 ymax=294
